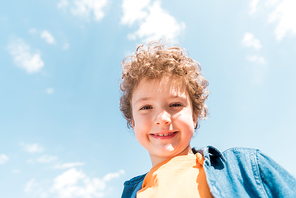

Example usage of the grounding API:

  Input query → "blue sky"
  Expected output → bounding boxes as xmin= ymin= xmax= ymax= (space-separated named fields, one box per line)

xmin=1 ymin=0 xmax=296 ymax=197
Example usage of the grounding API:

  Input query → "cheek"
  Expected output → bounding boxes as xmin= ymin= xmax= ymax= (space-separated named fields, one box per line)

xmin=134 ymin=129 xmax=142 ymax=141
xmin=175 ymin=110 xmax=195 ymax=126
xmin=134 ymin=124 xmax=150 ymax=148
xmin=134 ymin=112 xmax=151 ymax=127
xmin=133 ymin=116 xmax=153 ymax=143
xmin=133 ymin=115 xmax=147 ymax=134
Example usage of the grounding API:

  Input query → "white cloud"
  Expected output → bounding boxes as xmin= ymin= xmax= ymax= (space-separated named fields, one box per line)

xmin=246 ymin=55 xmax=266 ymax=64
xmin=0 ymin=154 xmax=9 ymax=164
xmin=40 ymin=30 xmax=56 ymax=45
xmin=121 ymin=0 xmax=185 ymax=42
xmin=58 ymin=0 xmax=108 ymax=22
xmin=37 ymin=155 xmax=58 ymax=163
xmin=46 ymin=88 xmax=55 ymax=95
xmin=54 ymin=162 xmax=85 ymax=169
xmin=20 ymin=143 xmax=44 ymax=153
xmin=52 ymin=169 xmax=88 ymax=189
xmin=121 ymin=0 xmax=150 ymax=26
xmin=249 ymin=0 xmax=296 ymax=41
xmin=8 ymin=38 xmax=44 ymax=74
xmin=103 ymin=169 xmax=125 ymax=181
xmin=242 ymin=32 xmax=262 ymax=50
xmin=29 ymin=28 xmax=58 ymax=45
xmin=51 ymin=168 xmax=124 ymax=198
xmin=268 ymin=0 xmax=296 ymax=41
xmin=249 ymin=0 xmax=259 ymax=15
xmin=25 ymin=169 xmax=125 ymax=198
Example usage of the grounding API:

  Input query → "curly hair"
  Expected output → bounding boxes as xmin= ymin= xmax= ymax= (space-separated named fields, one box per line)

xmin=119 ymin=41 xmax=209 ymax=129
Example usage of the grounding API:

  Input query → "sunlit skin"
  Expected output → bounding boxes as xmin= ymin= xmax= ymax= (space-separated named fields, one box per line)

xmin=131 ymin=76 xmax=197 ymax=167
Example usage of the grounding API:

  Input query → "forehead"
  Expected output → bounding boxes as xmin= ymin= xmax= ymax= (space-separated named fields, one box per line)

xmin=132 ymin=76 xmax=188 ymax=102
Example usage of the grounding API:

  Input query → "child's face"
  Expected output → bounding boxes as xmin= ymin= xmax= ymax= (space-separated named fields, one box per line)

xmin=131 ymin=76 xmax=197 ymax=164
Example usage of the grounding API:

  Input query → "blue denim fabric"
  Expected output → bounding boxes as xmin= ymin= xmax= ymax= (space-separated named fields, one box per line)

xmin=121 ymin=146 xmax=296 ymax=198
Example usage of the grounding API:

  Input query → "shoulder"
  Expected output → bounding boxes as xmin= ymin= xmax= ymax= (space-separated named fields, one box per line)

xmin=200 ymin=146 xmax=296 ymax=198
xmin=196 ymin=145 xmax=264 ymax=161
xmin=194 ymin=145 xmax=277 ymax=181
xmin=223 ymin=146 xmax=258 ymax=153
xmin=199 ymin=146 xmax=281 ymax=170
xmin=222 ymin=147 xmax=286 ymax=171
xmin=197 ymin=145 xmax=296 ymax=197
xmin=194 ymin=145 xmax=260 ymax=167
xmin=121 ymin=173 xmax=147 ymax=198
xmin=223 ymin=147 xmax=260 ymax=160
xmin=197 ymin=145 xmax=295 ymax=173
xmin=123 ymin=173 xmax=147 ymax=186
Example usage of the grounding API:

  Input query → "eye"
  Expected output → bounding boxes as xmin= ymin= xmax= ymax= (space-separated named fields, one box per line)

xmin=140 ymin=105 xmax=153 ymax=110
xmin=170 ymin=103 xmax=183 ymax=107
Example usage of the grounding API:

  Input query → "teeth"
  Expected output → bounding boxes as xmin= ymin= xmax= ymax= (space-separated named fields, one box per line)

xmin=155 ymin=132 xmax=174 ymax=136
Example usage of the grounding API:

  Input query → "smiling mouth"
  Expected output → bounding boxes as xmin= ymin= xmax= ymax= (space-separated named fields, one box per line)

xmin=150 ymin=132 xmax=178 ymax=137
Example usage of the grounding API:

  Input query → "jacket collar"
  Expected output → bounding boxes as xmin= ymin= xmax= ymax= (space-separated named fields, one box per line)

xmin=192 ymin=145 xmax=226 ymax=166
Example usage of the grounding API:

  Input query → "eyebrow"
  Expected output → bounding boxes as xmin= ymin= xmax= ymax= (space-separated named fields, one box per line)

xmin=135 ymin=95 xmax=186 ymax=105
xmin=135 ymin=97 xmax=151 ymax=105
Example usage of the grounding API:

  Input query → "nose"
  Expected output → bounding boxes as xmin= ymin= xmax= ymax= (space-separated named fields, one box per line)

xmin=154 ymin=110 xmax=171 ymax=126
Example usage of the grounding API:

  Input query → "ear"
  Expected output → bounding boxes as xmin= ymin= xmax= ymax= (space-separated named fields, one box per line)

xmin=192 ymin=113 xmax=198 ymax=126
xmin=131 ymin=119 xmax=135 ymax=129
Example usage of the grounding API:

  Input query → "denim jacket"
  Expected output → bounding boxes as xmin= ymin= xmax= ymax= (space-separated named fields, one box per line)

xmin=121 ymin=146 xmax=296 ymax=198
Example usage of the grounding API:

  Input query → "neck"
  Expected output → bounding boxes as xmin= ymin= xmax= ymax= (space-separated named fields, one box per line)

xmin=150 ymin=145 xmax=193 ymax=167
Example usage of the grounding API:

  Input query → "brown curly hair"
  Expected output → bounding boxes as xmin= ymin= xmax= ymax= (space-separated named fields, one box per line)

xmin=119 ymin=41 xmax=209 ymax=129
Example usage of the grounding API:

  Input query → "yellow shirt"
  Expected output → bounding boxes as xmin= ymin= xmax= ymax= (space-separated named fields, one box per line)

xmin=137 ymin=153 xmax=213 ymax=198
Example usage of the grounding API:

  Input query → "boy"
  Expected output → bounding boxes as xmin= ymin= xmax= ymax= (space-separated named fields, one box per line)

xmin=119 ymin=41 xmax=296 ymax=197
